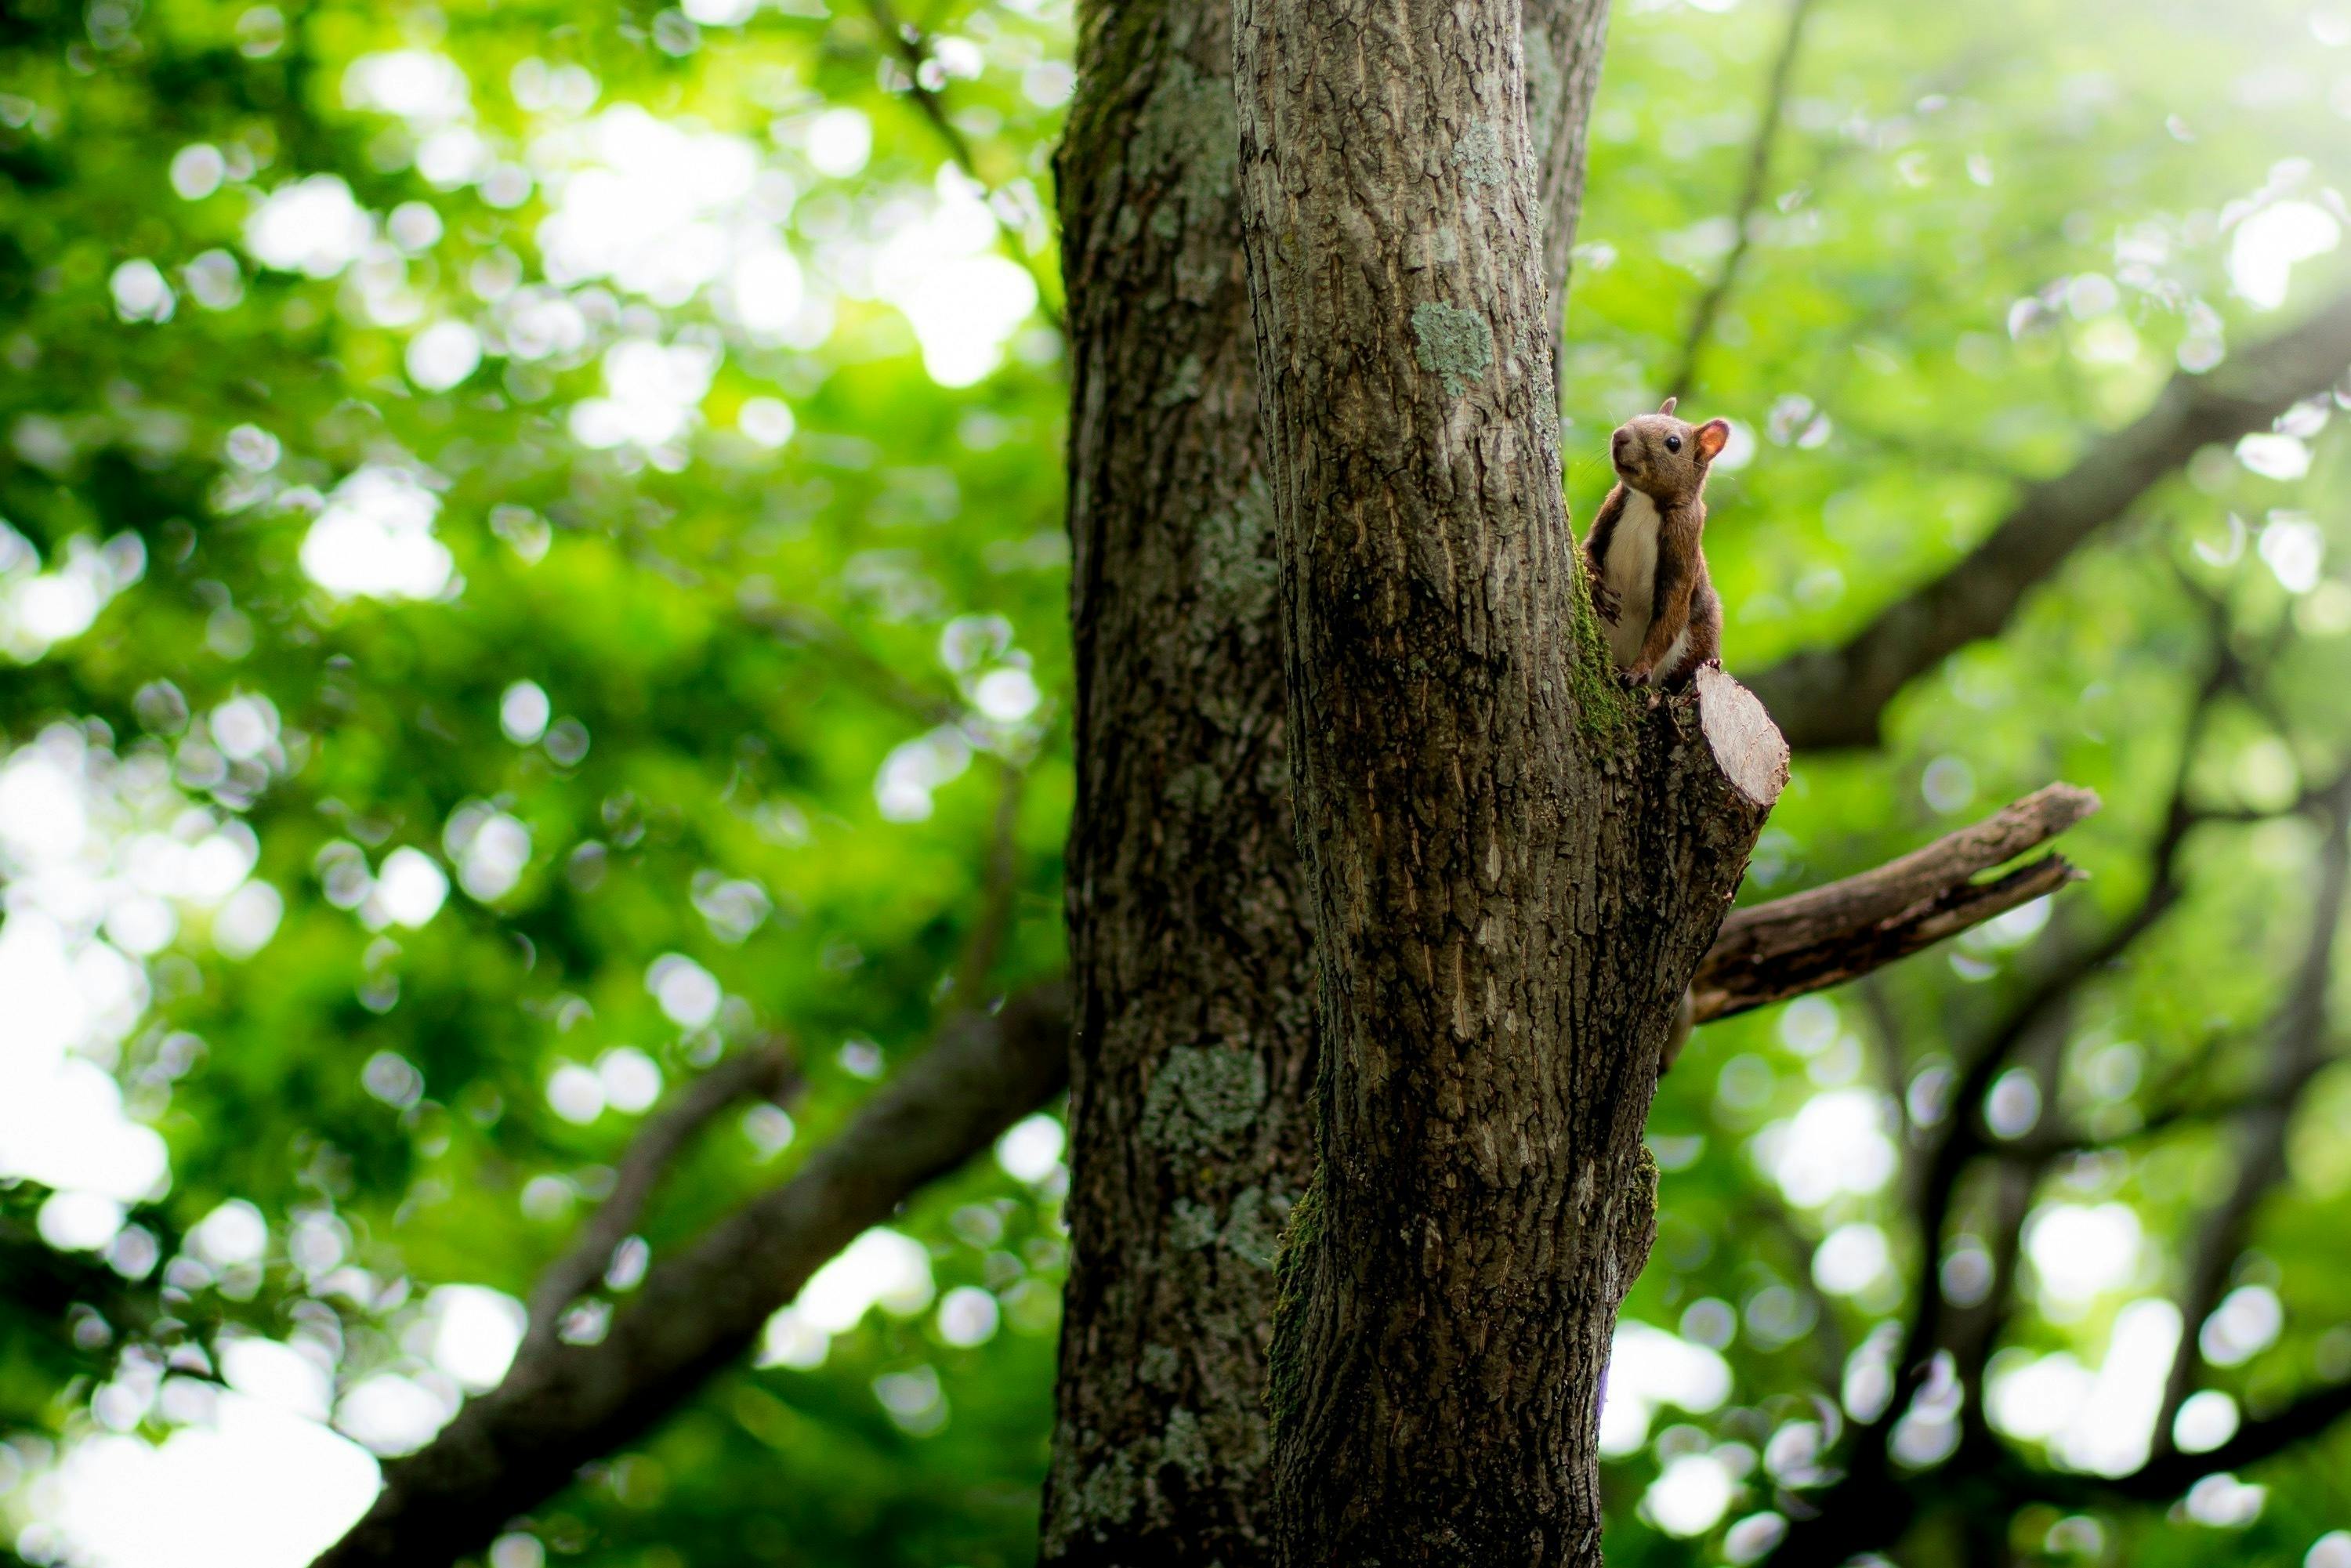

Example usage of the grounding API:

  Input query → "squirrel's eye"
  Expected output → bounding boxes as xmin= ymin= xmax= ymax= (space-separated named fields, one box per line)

xmin=1664 ymin=434 xmax=1683 ymax=454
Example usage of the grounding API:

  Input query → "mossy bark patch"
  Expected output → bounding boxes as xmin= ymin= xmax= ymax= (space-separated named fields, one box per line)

xmin=1409 ymin=301 xmax=1494 ymax=398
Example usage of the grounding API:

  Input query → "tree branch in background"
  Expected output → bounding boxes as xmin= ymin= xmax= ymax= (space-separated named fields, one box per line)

xmin=951 ymin=765 xmax=1025 ymax=1009
xmin=1949 ymin=1377 xmax=2351 ymax=1519
xmin=2003 ymin=1070 xmax=2269 ymax=1162
xmin=2106 ymin=1382 xmax=2351 ymax=1502
xmin=737 ymin=592 xmax=968 ymax=730
xmin=1660 ymin=0 xmax=1819 ymax=404
xmin=312 ymin=781 xmax=2102 ymax=1566
xmin=1748 ymin=286 xmax=2351 ymax=749
xmin=313 ymin=984 xmax=1072 ymax=1568
xmin=860 ymin=0 xmax=1066 ymax=331
xmin=1762 ymin=657 xmax=2240 ymax=1566
xmin=2150 ymin=770 xmax=2351 ymax=1458
xmin=1763 ymin=687 xmax=2350 ymax=1566
xmin=1690 ymin=782 xmax=2098 ymax=1024
xmin=518 ymin=1041 xmax=799 ymax=1364
xmin=1955 ymin=784 xmax=2351 ymax=1525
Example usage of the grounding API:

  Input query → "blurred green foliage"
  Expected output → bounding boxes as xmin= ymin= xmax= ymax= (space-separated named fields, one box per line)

xmin=0 ymin=0 xmax=2346 ymax=1563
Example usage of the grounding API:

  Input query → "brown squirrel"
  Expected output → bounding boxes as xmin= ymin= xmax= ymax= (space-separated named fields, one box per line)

xmin=1582 ymin=397 xmax=1731 ymax=690
xmin=1585 ymin=399 xmax=1733 ymax=1073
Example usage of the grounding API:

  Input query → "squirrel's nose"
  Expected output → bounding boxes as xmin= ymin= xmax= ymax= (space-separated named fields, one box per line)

xmin=1611 ymin=430 xmax=1632 ymax=457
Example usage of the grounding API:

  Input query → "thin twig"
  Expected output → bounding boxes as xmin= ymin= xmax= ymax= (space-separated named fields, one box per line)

xmin=951 ymin=764 xmax=1027 ymax=1009
xmin=861 ymin=0 xmax=1067 ymax=333
xmin=520 ymin=1041 xmax=801 ymax=1360
xmin=1660 ymin=0 xmax=1819 ymax=402
xmin=2150 ymin=773 xmax=2351 ymax=1458
xmin=739 ymin=595 xmax=969 ymax=730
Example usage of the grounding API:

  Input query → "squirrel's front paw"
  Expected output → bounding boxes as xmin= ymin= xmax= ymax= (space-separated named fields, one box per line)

xmin=1617 ymin=666 xmax=1651 ymax=690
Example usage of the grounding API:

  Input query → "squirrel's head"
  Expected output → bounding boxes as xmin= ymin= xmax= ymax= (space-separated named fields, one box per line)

xmin=1610 ymin=397 xmax=1730 ymax=502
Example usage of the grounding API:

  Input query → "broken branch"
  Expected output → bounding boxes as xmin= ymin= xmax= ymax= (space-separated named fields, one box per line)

xmin=1690 ymin=782 xmax=2100 ymax=1024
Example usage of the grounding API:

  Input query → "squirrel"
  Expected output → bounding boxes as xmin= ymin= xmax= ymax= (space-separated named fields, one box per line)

xmin=1583 ymin=399 xmax=1732 ymax=1074
xmin=1581 ymin=397 xmax=1731 ymax=690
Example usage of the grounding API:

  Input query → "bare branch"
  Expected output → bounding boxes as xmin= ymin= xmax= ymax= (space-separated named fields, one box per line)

xmin=519 ymin=1041 xmax=799 ymax=1363
xmin=864 ymin=0 xmax=982 ymax=176
xmin=1690 ymin=783 xmax=2100 ymax=1023
xmin=313 ymin=985 xmax=1070 ymax=1568
xmin=1748 ymin=287 xmax=2351 ymax=750
xmin=1660 ymin=0 xmax=1819 ymax=403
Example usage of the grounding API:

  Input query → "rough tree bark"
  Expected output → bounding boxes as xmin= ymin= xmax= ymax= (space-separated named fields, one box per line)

xmin=1039 ymin=2 xmax=1315 ymax=1559
xmin=1040 ymin=0 xmax=1607 ymax=1561
xmin=1233 ymin=3 xmax=1785 ymax=1561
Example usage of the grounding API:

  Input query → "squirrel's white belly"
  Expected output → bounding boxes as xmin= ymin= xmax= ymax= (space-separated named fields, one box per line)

xmin=1601 ymin=491 xmax=1661 ymax=668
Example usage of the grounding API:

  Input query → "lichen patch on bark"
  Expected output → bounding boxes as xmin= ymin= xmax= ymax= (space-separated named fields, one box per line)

xmin=1451 ymin=118 xmax=1509 ymax=186
xmin=1409 ymin=301 xmax=1495 ymax=398
xmin=1132 ymin=58 xmax=1239 ymax=242
xmin=1141 ymin=1046 xmax=1270 ymax=1154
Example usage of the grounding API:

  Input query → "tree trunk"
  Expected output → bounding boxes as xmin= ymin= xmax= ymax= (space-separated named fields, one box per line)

xmin=1232 ymin=3 xmax=1785 ymax=1563
xmin=1526 ymin=0 xmax=1610 ymax=370
xmin=1041 ymin=1 xmax=1607 ymax=1563
xmin=1041 ymin=2 xmax=1314 ymax=1560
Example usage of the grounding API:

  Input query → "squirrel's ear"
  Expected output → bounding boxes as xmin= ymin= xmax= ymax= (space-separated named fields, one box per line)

xmin=1657 ymin=397 xmax=1678 ymax=417
xmin=1695 ymin=418 xmax=1730 ymax=461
